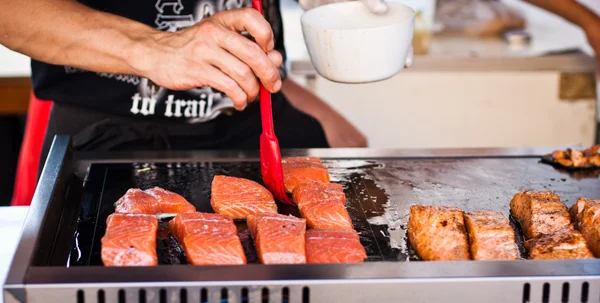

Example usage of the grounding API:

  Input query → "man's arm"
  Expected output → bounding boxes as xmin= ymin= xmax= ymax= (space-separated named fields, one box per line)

xmin=521 ymin=0 xmax=598 ymax=30
xmin=0 ymin=0 xmax=283 ymax=110
xmin=522 ymin=0 xmax=600 ymax=71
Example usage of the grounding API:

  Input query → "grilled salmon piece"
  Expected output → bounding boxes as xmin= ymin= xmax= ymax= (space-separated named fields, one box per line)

xmin=509 ymin=190 xmax=572 ymax=239
xmin=407 ymin=205 xmax=471 ymax=261
xmin=101 ymin=213 xmax=158 ymax=266
xmin=247 ymin=213 xmax=306 ymax=264
xmin=292 ymin=181 xmax=352 ymax=229
xmin=569 ymin=197 xmax=600 ymax=257
xmin=464 ymin=211 xmax=518 ymax=260
xmin=282 ymin=157 xmax=330 ymax=193
xmin=526 ymin=229 xmax=594 ymax=260
xmin=169 ymin=212 xmax=246 ymax=265
xmin=210 ymin=175 xmax=278 ymax=220
xmin=305 ymin=229 xmax=367 ymax=263
xmin=292 ymin=181 xmax=346 ymax=205
xmin=114 ymin=187 xmax=195 ymax=217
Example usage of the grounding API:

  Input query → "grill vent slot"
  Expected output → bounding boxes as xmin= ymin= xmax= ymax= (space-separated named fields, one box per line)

xmin=542 ymin=283 xmax=550 ymax=303
xmin=179 ymin=288 xmax=187 ymax=303
xmin=139 ymin=289 xmax=147 ymax=303
xmin=97 ymin=289 xmax=106 ymax=303
xmin=77 ymin=290 xmax=84 ymax=303
xmin=282 ymin=287 xmax=290 ymax=303
xmin=118 ymin=289 xmax=126 ymax=303
xmin=221 ymin=288 xmax=229 ymax=303
xmin=522 ymin=283 xmax=530 ymax=303
xmin=581 ymin=282 xmax=589 ymax=303
xmin=201 ymin=288 xmax=208 ymax=303
xmin=262 ymin=287 xmax=270 ymax=303
xmin=159 ymin=288 xmax=167 ymax=303
xmin=561 ymin=283 xmax=569 ymax=303
xmin=241 ymin=287 xmax=249 ymax=303
xmin=302 ymin=286 xmax=310 ymax=303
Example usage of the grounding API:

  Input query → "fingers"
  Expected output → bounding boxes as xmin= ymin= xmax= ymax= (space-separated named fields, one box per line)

xmin=198 ymin=65 xmax=248 ymax=110
xmin=216 ymin=29 xmax=282 ymax=92
xmin=212 ymin=8 xmax=275 ymax=52
xmin=207 ymin=47 xmax=261 ymax=102
xmin=360 ymin=0 xmax=388 ymax=15
xmin=267 ymin=50 xmax=283 ymax=67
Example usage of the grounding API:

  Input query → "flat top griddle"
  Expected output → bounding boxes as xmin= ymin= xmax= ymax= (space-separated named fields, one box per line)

xmin=70 ymin=157 xmax=599 ymax=267
xmin=5 ymin=136 xmax=600 ymax=303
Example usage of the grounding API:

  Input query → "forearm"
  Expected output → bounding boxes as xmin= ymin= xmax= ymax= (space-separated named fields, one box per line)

xmin=523 ymin=0 xmax=600 ymax=29
xmin=281 ymin=78 xmax=334 ymax=122
xmin=0 ymin=0 xmax=159 ymax=76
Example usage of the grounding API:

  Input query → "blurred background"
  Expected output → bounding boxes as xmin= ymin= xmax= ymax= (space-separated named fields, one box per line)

xmin=0 ymin=0 xmax=598 ymax=206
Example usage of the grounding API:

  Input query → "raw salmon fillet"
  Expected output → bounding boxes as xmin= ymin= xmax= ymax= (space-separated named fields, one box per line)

xmin=292 ymin=181 xmax=346 ymax=205
xmin=509 ymin=190 xmax=573 ymax=239
xmin=407 ymin=205 xmax=471 ymax=261
xmin=114 ymin=187 xmax=195 ymax=217
xmin=305 ymin=229 xmax=366 ymax=263
xmin=169 ymin=212 xmax=246 ymax=265
xmin=210 ymin=175 xmax=278 ymax=220
xmin=569 ymin=197 xmax=600 ymax=257
xmin=526 ymin=228 xmax=594 ymax=260
xmin=247 ymin=213 xmax=306 ymax=264
xmin=282 ymin=157 xmax=330 ymax=193
xmin=292 ymin=181 xmax=352 ymax=229
xmin=101 ymin=213 xmax=158 ymax=266
xmin=464 ymin=211 xmax=518 ymax=260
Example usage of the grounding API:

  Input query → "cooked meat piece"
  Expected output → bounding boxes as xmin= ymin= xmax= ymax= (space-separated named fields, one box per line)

xmin=407 ymin=205 xmax=471 ymax=261
xmin=571 ymin=149 xmax=587 ymax=167
xmin=569 ymin=197 xmax=600 ymax=257
xmin=509 ymin=190 xmax=572 ymax=239
xmin=464 ymin=211 xmax=519 ymax=260
xmin=210 ymin=175 xmax=278 ymax=220
xmin=247 ymin=213 xmax=306 ymax=264
xmin=526 ymin=229 xmax=594 ymax=260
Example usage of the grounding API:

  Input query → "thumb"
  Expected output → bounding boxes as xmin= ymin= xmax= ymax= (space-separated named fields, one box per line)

xmin=404 ymin=45 xmax=414 ymax=68
xmin=360 ymin=0 xmax=388 ymax=14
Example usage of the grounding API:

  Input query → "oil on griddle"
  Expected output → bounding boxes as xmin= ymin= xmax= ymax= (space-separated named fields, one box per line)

xmin=69 ymin=157 xmax=600 ymax=266
xmin=69 ymin=160 xmax=398 ymax=266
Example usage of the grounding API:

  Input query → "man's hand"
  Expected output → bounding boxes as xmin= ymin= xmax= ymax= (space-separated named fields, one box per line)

xmin=135 ymin=8 xmax=282 ymax=111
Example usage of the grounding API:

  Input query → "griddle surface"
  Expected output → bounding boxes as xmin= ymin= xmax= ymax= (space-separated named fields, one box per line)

xmin=68 ymin=158 xmax=600 ymax=266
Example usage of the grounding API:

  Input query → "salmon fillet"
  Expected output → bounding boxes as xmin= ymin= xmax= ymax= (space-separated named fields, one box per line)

xmin=569 ymin=197 xmax=600 ymax=257
xmin=247 ymin=213 xmax=306 ymax=264
xmin=526 ymin=229 xmax=594 ymax=260
xmin=407 ymin=205 xmax=471 ymax=261
xmin=292 ymin=181 xmax=352 ymax=229
xmin=292 ymin=181 xmax=346 ymax=205
xmin=210 ymin=175 xmax=278 ymax=220
xmin=169 ymin=212 xmax=246 ymax=265
xmin=101 ymin=213 xmax=158 ymax=266
xmin=114 ymin=187 xmax=196 ymax=218
xmin=464 ymin=211 xmax=518 ymax=260
xmin=282 ymin=157 xmax=330 ymax=193
xmin=305 ymin=229 xmax=367 ymax=263
xmin=509 ymin=190 xmax=573 ymax=239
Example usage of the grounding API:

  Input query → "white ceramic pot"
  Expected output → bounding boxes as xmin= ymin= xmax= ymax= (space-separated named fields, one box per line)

xmin=300 ymin=1 xmax=415 ymax=84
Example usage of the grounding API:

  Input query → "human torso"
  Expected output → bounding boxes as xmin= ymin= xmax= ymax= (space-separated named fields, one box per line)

xmin=31 ymin=0 xmax=287 ymax=123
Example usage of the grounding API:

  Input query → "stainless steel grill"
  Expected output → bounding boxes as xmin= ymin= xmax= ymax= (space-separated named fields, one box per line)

xmin=4 ymin=136 xmax=600 ymax=303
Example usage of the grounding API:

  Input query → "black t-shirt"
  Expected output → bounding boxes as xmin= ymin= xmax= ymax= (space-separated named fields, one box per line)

xmin=31 ymin=0 xmax=287 ymax=123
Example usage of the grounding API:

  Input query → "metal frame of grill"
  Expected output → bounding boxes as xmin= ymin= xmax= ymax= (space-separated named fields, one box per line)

xmin=4 ymin=135 xmax=600 ymax=303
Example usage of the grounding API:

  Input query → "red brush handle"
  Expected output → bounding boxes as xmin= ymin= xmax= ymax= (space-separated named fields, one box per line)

xmin=251 ymin=0 xmax=274 ymax=137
